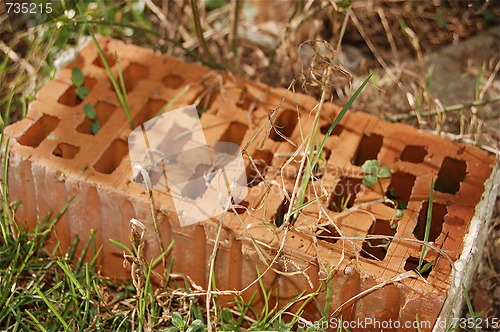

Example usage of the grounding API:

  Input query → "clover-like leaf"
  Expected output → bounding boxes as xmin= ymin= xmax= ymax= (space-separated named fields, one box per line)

xmin=362 ymin=174 xmax=377 ymax=187
xmin=76 ymin=86 xmax=89 ymax=100
xmin=90 ymin=120 xmax=101 ymax=134
xmin=83 ymin=104 xmax=96 ymax=120
xmin=362 ymin=159 xmax=380 ymax=175
xmin=71 ymin=67 xmax=85 ymax=87
xmin=186 ymin=319 xmax=203 ymax=332
xmin=171 ymin=312 xmax=184 ymax=330
xmin=378 ymin=165 xmax=391 ymax=178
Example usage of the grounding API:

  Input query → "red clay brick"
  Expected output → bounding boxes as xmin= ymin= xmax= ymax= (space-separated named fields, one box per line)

xmin=4 ymin=37 xmax=497 ymax=328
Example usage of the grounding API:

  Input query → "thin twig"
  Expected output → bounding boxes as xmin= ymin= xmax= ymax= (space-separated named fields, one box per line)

xmin=331 ymin=271 xmax=418 ymax=317
xmin=138 ymin=126 xmax=167 ymax=276
xmin=385 ymin=97 xmax=500 ymax=122
xmin=284 ymin=66 xmax=331 ymax=228
xmin=190 ymin=0 xmax=219 ymax=68
xmin=349 ymin=10 xmax=396 ymax=82
xmin=0 ymin=41 xmax=35 ymax=75
xmin=376 ymin=6 xmax=400 ymax=65
xmin=229 ymin=0 xmax=241 ymax=58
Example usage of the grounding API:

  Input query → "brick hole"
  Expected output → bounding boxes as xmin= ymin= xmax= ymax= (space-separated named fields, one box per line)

xmin=413 ymin=202 xmax=447 ymax=242
xmin=385 ymin=172 xmax=416 ymax=208
xmin=181 ymin=164 xmax=211 ymax=199
xmin=270 ymin=109 xmax=298 ymax=142
xmin=52 ymin=143 xmax=80 ymax=159
xmin=352 ymin=133 xmax=383 ymax=166
xmin=193 ymin=89 xmax=220 ymax=116
xmin=134 ymin=98 xmax=167 ymax=127
xmin=18 ymin=114 xmax=59 ymax=148
xmin=320 ymin=123 xmax=344 ymax=136
xmin=77 ymin=101 xmax=116 ymax=135
xmin=122 ymin=63 xmax=149 ymax=92
xmin=217 ymin=122 xmax=248 ymax=148
xmin=400 ymin=145 xmax=427 ymax=163
xmin=93 ymin=139 xmax=128 ymax=174
xmin=312 ymin=147 xmax=331 ymax=179
xmin=273 ymin=194 xmax=295 ymax=227
xmin=317 ymin=225 xmax=341 ymax=244
xmin=435 ymin=157 xmax=467 ymax=194
xmin=58 ymin=77 xmax=97 ymax=106
xmin=162 ymin=74 xmax=185 ymax=89
xmin=328 ymin=177 xmax=362 ymax=212
xmin=404 ymin=256 xmax=432 ymax=277
xmin=236 ymin=88 xmax=253 ymax=111
xmin=93 ymin=51 xmax=116 ymax=68
xmin=246 ymin=149 xmax=273 ymax=187
xmin=361 ymin=219 xmax=396 ymax=261
xmin=229 ymin=200 xmax=249 ymax=214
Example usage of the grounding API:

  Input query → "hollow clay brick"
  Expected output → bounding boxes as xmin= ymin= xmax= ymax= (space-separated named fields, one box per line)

xmin=4 ymin=37 xmax=498 ymax=330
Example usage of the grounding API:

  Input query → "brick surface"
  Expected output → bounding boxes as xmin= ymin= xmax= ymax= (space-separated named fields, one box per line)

xmin=4 ymin=37 xmax=497 ymax=329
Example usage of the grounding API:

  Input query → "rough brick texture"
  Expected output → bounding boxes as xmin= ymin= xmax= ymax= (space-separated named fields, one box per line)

xmin=4 ymin=38 xmax=497 ymax=329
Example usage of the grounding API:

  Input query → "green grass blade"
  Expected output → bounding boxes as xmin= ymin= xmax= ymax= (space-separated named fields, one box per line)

xmin=289 ymin=194 xmax=326 ymax=215
xmin=314 ymin=73 xmax=373 ymax=168
xmin=1 ymin=134 xmax=12 ymax=239
xmin=324 ymin=265 xmax=333 ymax=318
xmin=151 ymin=240 xmax=174 ymax=267
xmin=76 ymin=4 xmax=135 ymax=129
xmin=25 ymin=309 xmax=49 ymax=332
xmin=154 ymin=85 xmax=191 ymax=117
xmin=295 ymin=74 xmax=372 ymax=220
xmin=267 ymin=289 xmax=306 ymax=327
xmin=462 ymin=284 xmax=481 ymax=332
xmin=75 ymin=229 xmax=96 ymax=271
xmin=418 ymin=178 xmax=434 ymax=271
xmin=109 ymin=238 xmax=134 ymax=256
xmin=56 ymin=260 xmax=86 ymax=297
xmin=35 ymin=287 xmax=70 ymax=330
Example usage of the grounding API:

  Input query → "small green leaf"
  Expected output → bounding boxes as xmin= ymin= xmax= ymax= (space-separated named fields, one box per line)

xmin=362 ymin=174 xmax=377 ymax=187
xmin=72 ymin=67 xmax=85 ymax=87
xmin=221 ymin=308 xmax=233 ymax=323
xmin=163 ymin=328 xmax=178 ymax=332
xmin=83 ymin=104 xmax=96 ymax=119
xmin=171 ymin=312 xmax=184 ymax=330
xmin=362 ymin=159 xmax=379 ymax=175
xmin=76 ymin=86 xmax=89 ymax=100
xmin=482 ymin=9 xmax=495 ymax=22
xmin=395 ymin=209 xmax=404 ymax=218
xmin=378 ymin=165 xmax=391 ymax=178
xmin=186 ymin=319 xmax=203 ymax=332
xmin=206 ymin=0 xmax=225 ymax=10
xmin=419 ymin=260 xmax=434 ymax=274
xmin=337 ymin=0 xmax=352 ymax=12
xmin=90 ymin=120 xmax=101 ymax=134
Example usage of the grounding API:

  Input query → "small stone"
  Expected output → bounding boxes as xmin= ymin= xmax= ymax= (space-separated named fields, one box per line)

xmin=344 ymin=266 xmax=355 ymax=276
